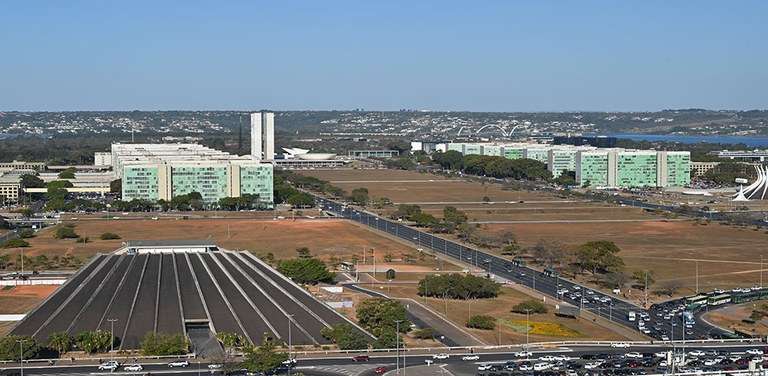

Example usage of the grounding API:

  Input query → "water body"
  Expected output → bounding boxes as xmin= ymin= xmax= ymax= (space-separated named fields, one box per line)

xmin=606 ymin=133 xmax=768 ymax=148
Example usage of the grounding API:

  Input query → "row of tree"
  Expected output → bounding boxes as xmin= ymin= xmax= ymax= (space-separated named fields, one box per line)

xmin=432 ymin=151 xmax=551 ymax=180
xmin=417 ymin=273 xmax=501 ymax=300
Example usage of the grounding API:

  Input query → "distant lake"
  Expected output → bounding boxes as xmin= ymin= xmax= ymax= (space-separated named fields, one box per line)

xmin=606 ymin=133 xmax=768 ymax=148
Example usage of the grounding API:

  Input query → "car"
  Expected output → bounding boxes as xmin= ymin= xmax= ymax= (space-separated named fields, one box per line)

xmin=533 ymin=362 xmax=552 ymax=371
xmin=515 ymin=351 xmax=532 ymax=357
xmin=611 ymin=343 xmax=631 ymax=348
xmin=518 ymin=364 xmax=533 ymax=371
xmin=477 ymin=364 xmax=493 ymax=371
xmin=584 ymin=361 xmax=603 ymax=369
xmin=168 ymin=360 xmax=189 ymax=368
xmin=625 ymin=352 xmax=642 ymax=359
xmin=538 ymin=355 xmax=558 ymax=362
xmin=123 ymin=364 xmax=143 ymax=372
xmin=98 ymin=361 xmax=120 ymax=371
xmin=374 ymin=366 xmax=387 ymax=374
xmin=352 ymin=355 xmax=370 ymax=362
xmin=661 ymin=335 xmax=670 ymax=341
xmin=462 ymin=355 xmax=480 ymax=361
xmin=747 ymin=349 xmax=764 ymax=355
xmin=688 ymin=350 xmax=705 ymax=357
xmin=433 ymin=353 xmax=450 ymax=360
xmin=282 ymin=358 xmax=297 ymax=366
xmin=208 ymin=364 xmax=223 ymax=370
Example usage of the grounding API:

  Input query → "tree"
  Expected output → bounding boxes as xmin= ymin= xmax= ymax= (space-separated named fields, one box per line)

xmin=631 ymin=270 xmax=655 ymax=289
xmin=109 ymin=179 xmax=122 ymax=194
xmin=295 ymin=247 xmax=312 ymax=259
xmin=356 ymin=298 xmax=411 ymax=337
xmin=48 ymin=332 xmax=72 ymax=356
xmin=140 ymin=333 xmax=189 ymax=356
xmin=390 ymin=204 xmax=422 ymax=220
xmin=657 ymin=280 xmax=682 ymax=297
xmin=530 ymin=239 xmax=566 ymax=267
xmin=75 ymin=330 xmax=113 ymax=353
xmin=349 ymin=187 xmax=370 ymax=206
xmin=277 ymin=258 xmax=335 ymax=285
xmin=466 ymin=315 xmax=496 ymax=330
xmin=57 ymin=167 xmax=77 ymax=179
xmin=1 ymin=239 xmax=30 ymax=248
xmin=575 ymin=240 xmax=624 ymax=274
xmin=240 ymin=335 xmax=288 ymax=374
xmin=54 ymin=225 xmax=79 ymax=239
xmin=286 ymin=192 xmax=314 ymax=207
xmin=511 ymin=300 xmax=548 ymax=314
xmin=411 ymin=328 xmax=435 ymax=340
xmin=554 ymin=170 xmax=577 ymax=186
xmin=19 ymin=174 xmax=45 ymax=188
xmin=0 ymin=335 xmax=40 ymax=361
xmin=432 ymin=150 xmax=465 ymax=170
xmin=443 ymin=206 xmax=468 ymax=225
xmin=216 ymin=332 xmax=244 ymax=349
xmin=100 ymin=232 xmax=121 ymax=240
xmin=601 ymin=271 xmax=629 ymax=289
xmin=320 ymin=324 xmax=370 ymax=350
xmin=417 ymin=273 xmax=501 ymax=299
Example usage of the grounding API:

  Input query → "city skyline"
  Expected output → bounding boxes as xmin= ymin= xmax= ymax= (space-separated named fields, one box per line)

xmin=1 ymin=1 xmax=766 ymax=112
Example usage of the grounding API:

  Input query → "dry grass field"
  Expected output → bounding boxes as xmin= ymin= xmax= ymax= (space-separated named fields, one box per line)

xmin=0 ymin=285 xmax=58 ymax=336
xmin=477 ymin=220 xmax=768 ymax=296
xmin=0 ymin=219 xmax=424 ymax=264
xmin=703 ymin=303 xmax=768 ymax=337
xmin=366 ymin=281 xmax=627 ymax=344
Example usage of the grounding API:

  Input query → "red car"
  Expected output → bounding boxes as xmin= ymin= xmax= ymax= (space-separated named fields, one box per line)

xmin=375 ymin=366 xmax=387 ymax=374
xmin=352 ymin=355 xmax=370 ymax=362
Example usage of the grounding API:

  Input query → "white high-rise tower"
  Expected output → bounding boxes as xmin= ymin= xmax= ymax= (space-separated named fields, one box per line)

xmin=250 ymin=111 xmax=275 ymax=160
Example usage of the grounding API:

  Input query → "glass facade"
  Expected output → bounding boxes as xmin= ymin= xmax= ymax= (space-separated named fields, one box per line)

xmin=616 ymin=153 xmax=658 ymax=187
xmin=550 ymin=150 xmax=577 ymax=178
xmin=503 ymin=147 xmax=524 ymax=160
xmin=578 ymin=153 xmax=609 ymax=187
xmin=463 ymin=144 xmax=482 ymax=155
xmin=122 ymin=166 xmax=159 ymax=201
xmin=481 ymin=145 xmax=503 ymax=156
xmin=666 ymin=153 xmax=691 ymax=187
xmin=171 ymin=165 xmax=229 ymax=203
xmin=240 ymin=165 xmax=274 ymax=207
xmin=525 ymin=149 xmax=549 ymax=163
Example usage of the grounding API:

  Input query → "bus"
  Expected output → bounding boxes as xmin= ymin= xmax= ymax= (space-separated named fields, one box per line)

xmin=707 ymin=294 xmax=731 ymax=306
xmin=628 ymin=311 xmax=636 ymax=322
xmin=685 ymin=295 xmax=708 ymax=311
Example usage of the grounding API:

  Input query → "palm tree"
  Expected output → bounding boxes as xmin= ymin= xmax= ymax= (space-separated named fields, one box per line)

xmin=48 ymin=331 xmax=72 ymax=355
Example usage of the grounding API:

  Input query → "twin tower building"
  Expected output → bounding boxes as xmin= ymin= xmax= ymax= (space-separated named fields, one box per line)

xmin=250 ymin=111 xmax=275 ymax=161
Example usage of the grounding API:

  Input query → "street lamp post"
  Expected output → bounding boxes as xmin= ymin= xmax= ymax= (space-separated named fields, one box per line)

xmin=17 ymin=338 xmax=28 ymax=376
xmin=107 ymin=318 xmax=118 ymax=357
xmin=395 ymin=320 xmax=403 ymax=375
xmin=287 ymin=314 xmax=294 ymax=376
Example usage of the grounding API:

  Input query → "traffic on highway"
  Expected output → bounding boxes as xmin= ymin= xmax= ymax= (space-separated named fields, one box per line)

xmin=314 ymin=195 xmax=733 ymax=342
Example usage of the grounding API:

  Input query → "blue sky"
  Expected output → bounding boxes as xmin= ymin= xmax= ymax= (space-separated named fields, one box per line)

xmin=1 ymin=1 xmax=766 ymax=111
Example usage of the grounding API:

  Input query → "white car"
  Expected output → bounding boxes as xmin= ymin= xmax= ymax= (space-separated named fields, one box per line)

xmin=703 ymin=359 xmax=719 ymax=366
xmin=625 ymin=352 xmax=642 ymax=359
xmin=688 ymin=350 xmax=705 ymax=357
xmin=123 ymin=364 xmax=143 ymax=372
xmin=477 ymin=364 xmax=492 ymax=371
xmin=655 ymin=351 xmax=667 ymax=358
xmin=519 ymin=364 xmax=533 ymax=371
xmin=584 ymin=362 xmax=602 ymax=369
xmin=747 ymin=349 xmax=764 ymax=355
xmin=533 ymin=362 xmax=551 ymax=371
xmin=611 ymin=342 xmax=630 ymax=348
xmin=538 ymin=355 xmax=558 ymax=362
xmin=208 ymin=364 xmax=223 ymax=370
xmin=514 ymin=351 xmax=532 ymax=357
xmin=168 ymin=360 xmax=190 ymax=368
xmin=462 ymin=355 xmax=480 ymax=361
xmin=432 ymin=353 xmax=450 ymax=360
xmin=98 ymin=361 xmax=120 ymax=371
xmin=282 ymin=358 xmax=297 ymax=365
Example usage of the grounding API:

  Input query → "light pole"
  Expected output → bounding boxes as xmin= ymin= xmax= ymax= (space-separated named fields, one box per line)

xmin=107 ymin=318 xmax=118 ymax=356
xmin=287 ymin=314 xmax=294 ymax=376
xmin=17 ymin=338 xmax=28 ymax=376
xmin=524 ymin=309 xmax=532 ymax=351
xmin=395 ymin=320 xmax=403 ymax=375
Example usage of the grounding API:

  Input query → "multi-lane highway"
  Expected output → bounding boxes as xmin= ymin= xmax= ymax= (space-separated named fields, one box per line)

xmin=314 ymin=196 xmax=731 ymax=342
xmin=3 ymin=343 xmax=767 ymax=376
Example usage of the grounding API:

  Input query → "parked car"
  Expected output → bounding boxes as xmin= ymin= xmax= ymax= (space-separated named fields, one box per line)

xmin=98 ymin=361 xmax=120 ymax=371
xmin=123 ymin=364 xmax=143 ymax=372
xmin=168 ymin=360 xmax=189 ymax=368
xmin=433 ymin=353 xmax=450 ymax=360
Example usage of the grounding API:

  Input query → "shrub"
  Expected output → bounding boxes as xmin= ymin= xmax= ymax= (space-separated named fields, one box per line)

xmin=466 ymin=315 xmax=496 ymax=330
xmin=17 ymin=229 xmax=36 ymax=239
xmin=99 ymin=232 xmax=121 ymax=240
xmin=0 ymin=335 xmax=40 ymax=361
xmin=511 ymin=300 xmax=548 ymax=314
xmin=76 ymin=237 xmax=89 ymax=244
xmin=411 ymin=328 xmax=435 ymax=339
xmin=54 ymin=226 xmax=79 ymax=239
xmin=75 ymin=330 xmax=113 ymax=353
xmin=140 ymin=332 xmax=189 ymax=356
xmin=277 ymin=258 xmax=335 ymax=285
xmin=320 ymin=324 xmax=370 ymax=350
xmin=1 ymin=239 xmax=30 ymax=248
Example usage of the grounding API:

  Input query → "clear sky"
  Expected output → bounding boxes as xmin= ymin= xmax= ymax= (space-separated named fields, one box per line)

xmin=1 ymin=1 xmax=766 ymax=112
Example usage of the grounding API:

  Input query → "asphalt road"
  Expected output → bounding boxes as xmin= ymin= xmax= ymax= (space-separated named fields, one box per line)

xmin=4 ymin=343 xmax=767 ymax=376
xmin=313 ymin=196 xmax=731 ymax=342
